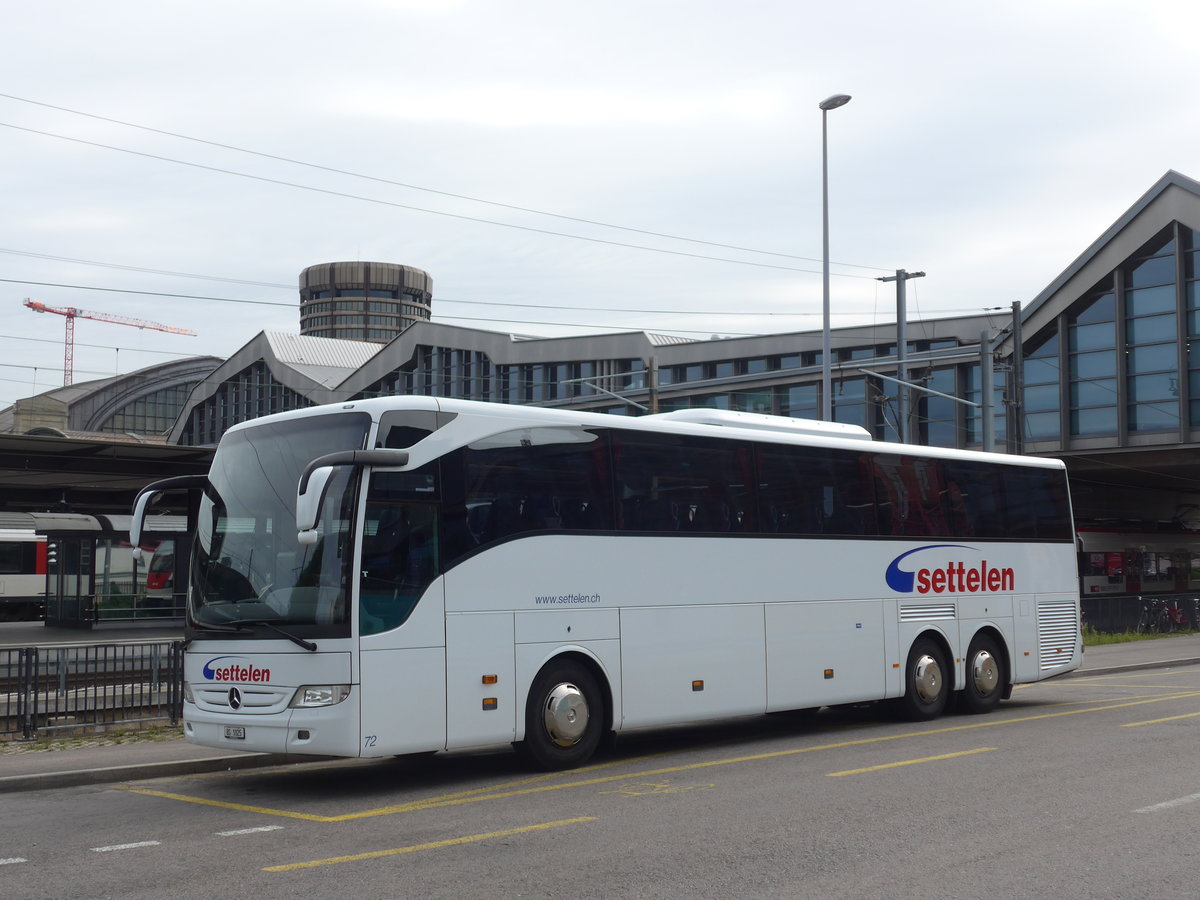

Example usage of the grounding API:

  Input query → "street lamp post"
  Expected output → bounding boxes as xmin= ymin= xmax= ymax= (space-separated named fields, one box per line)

xmin=819 ymin=93 xmax=852 ymax=421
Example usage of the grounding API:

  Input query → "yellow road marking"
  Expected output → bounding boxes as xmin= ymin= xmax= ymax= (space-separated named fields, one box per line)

xmin=826 ymin=747 xmax=997 ymax=777
xmin=1123 ymin=710 xmax=1200 ymax=727
xmin=123 ymin=690 xmax=1200 ymax=822
xmin=119 ymin=789 xmax=330 ymax=821
xmin=262 ymin=816 xmax=596 ymax=872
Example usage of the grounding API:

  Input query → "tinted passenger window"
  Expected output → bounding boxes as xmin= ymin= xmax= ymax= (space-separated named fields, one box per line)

xmin=612 ymin=432 xmax=754 ymax=533
xmin=756 ymin=446 xmax=876 ymax=536
xmin=1003 ymin=467 xmax=1073 ymax=540
xmin=872 ymin=455 xmax=950 ymax=537
xmin=463 ymin=427 xmax=611 ymax=545
xmin=940 ymin=460 xmax=1008 ymax=539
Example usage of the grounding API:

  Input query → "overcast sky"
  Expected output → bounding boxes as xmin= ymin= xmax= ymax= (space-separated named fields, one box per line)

xmin=0 ymin=0 xmax=1197 ymax=408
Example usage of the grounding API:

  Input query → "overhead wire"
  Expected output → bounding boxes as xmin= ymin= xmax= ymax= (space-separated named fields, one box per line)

xmin=0 ymin=275 xmax=994 ymax=321
xmin=0 ymin=91 xmax=893 ymax=272
xmin=0 ymin=120 xmax=883 ymax=279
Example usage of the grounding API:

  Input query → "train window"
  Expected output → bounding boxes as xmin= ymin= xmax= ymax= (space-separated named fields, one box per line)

xmin=0 ymin=542 xmax=23 ymax=574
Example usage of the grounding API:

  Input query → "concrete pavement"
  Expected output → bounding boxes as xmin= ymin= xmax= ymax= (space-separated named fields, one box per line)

xmin=3 ymin=627 xmax=1200 ymax=793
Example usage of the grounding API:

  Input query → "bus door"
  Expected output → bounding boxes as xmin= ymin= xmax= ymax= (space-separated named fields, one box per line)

xmin=359 ymin=500 xmax=439 ymax=634
xmin=356 ymin=477 xmax=447 ymax=756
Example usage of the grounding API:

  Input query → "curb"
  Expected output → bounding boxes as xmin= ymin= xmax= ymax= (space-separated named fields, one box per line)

xmin=7 ymin=656 xmax=1200 ymax=793
xmin=1067 ymin=655 xmax=1200 ymax=678
xmin=0 ymin=752 xmax=303 ymax=794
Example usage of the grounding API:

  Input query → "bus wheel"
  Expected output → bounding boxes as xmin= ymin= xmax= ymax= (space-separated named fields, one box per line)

xmin=900 ymin=637 xmax=948 ymax=721
xmin=517 ymin=660 xmax=603 ymax=771
xmin=959 ymin=634 xmax=1006 ymax=715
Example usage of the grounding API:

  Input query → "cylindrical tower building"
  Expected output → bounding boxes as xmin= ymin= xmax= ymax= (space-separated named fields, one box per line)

xmin=299 ymin=261 xmax=433 ymax=343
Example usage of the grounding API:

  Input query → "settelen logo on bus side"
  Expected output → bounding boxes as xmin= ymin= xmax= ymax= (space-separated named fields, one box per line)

xmin=202 ymin=656 xmax=271 ymax=683
xmin=885 ymin=545 xmax=1015 ymax=594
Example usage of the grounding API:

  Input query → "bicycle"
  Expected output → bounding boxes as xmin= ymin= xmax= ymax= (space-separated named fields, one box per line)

xmin=1135 ymin=595 xmax=1193 ymax=634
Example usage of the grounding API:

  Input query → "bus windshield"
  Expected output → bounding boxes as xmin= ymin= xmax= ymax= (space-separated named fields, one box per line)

xmin=189 ymin=413 xmax=371 ymax=633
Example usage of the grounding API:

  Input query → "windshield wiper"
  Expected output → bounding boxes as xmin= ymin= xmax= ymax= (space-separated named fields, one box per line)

xmin=225 ymin=619 xmax=318 ymax=652
xmin=182 ymin=619 xmax=242 ymax=649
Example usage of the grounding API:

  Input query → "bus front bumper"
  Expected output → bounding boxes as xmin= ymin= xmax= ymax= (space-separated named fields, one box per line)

xmin=183 ymin=695 xmax=362 ymax=757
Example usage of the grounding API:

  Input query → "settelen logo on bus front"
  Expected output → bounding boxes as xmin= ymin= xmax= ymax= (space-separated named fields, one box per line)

xmin=885 ymin=544 xmax=1015 ymax=595
xmin=202 ymin=656 xmax=272 ymax=683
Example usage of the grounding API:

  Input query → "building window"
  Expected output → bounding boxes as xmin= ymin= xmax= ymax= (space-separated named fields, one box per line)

xmin=1068 ymin=289 xmax=1117 ymax=436
xmin=920 ymin=368 xmax=958 ymax=448
xmin=732 ymin=390 xmax=773 ymax=414
xmin=780 ymin=383 xmax=818 ymax=419
xmin=964 ymin=364 xmax=1006 ymax=447
xmin=832 ymin=376 xmax=867 ymax=429
xmin=1023 ymin=334 xmax=1061 ymax=442
xmin=1185 ymin=228 xmax=1200 ymax=427
xmin=1124 ymin=229 xmax=1179 ymax=433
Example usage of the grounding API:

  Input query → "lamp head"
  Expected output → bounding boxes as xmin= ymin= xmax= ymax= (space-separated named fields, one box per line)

xmin=818 ymin=94 xmax=852 ymax=111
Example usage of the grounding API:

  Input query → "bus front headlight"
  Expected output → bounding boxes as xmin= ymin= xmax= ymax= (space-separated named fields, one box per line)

xmin=183 ymin=681 xmax=194 ymax=703
xmin=290 ymin=684 xmax=351 ymax=708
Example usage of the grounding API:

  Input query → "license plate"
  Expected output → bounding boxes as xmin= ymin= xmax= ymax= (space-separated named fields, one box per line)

xmin=224 ymin=726 xmax=245 ymax=740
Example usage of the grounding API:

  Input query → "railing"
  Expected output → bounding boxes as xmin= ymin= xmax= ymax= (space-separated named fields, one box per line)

xmin=0 ymin=641 xmax=183 ymax=740
xmin=1081 ymin=592 xmax=1200 ymax=633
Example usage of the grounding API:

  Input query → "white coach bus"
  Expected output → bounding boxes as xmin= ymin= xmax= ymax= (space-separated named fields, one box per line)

xmin=131 ymin=398 xmax=1081 ymax=770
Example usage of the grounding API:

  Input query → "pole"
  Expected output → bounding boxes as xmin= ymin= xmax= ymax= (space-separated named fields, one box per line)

xmin=817 ymin=94 xmax=851 ymax=421
xmin=980 ymin=330 xmax=995 ymax=452
xmin=821 ymin=108 xmax=832 ymax=421
xmin=877 ymin=269 xmax=925 ymax=442
xmin=1007 ymin=300 xmax=1024 ymax=454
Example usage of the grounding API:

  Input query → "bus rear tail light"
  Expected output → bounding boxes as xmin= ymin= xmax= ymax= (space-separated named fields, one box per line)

xmin=290 ymin=685 xmax=351 ymax=708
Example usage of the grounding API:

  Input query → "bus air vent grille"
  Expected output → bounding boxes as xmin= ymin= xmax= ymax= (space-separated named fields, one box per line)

xmin=1036 ymin=600 xmax=1079 ymax=671
xmin=899 ymin=603 xmax=956 ymax=622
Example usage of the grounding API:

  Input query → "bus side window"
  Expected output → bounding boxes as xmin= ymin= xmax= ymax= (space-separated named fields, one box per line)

xmin=613 ymin=431 xmax=748 ymax=535
xmin=463 ymin=427 xmax=612 ymax=546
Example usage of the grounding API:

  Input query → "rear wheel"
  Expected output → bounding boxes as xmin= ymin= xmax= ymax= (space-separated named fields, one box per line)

xmin=959 ymin=634 xmax=1006 ymax=715
xmin=516 ymin=660 xmax=604 ymax=771
xmin=899 ymin=637 xmax=949 ymax=721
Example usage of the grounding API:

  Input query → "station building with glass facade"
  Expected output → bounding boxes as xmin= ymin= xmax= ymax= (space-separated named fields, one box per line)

xmin=8 ymin=171 xmax=1200 ymax=535
xmin=163 ymin=171 xmax=1200 ymax=535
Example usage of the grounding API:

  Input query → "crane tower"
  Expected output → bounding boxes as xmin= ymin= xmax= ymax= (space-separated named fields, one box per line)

xmin=23 ymin=298 xmax=197 ymax=386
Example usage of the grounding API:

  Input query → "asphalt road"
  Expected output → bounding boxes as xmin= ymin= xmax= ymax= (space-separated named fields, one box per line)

xmin=6 ymin=660 xmax=1200 ymax=899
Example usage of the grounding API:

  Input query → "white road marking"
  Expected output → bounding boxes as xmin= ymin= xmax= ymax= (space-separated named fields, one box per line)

xmin=1136 ymin=791 xmax=1200 ymax=813
xmin=216 ymin=826 xmax=285 ymax=836
xmin=91 ymin=841 xmax=161 ymax=853
xmin=0 ymin=858 xmax=28 ymax=865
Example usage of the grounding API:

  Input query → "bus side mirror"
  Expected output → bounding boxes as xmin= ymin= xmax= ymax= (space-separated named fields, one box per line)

xmin=295 ymin=449 xmax=409 ymax=539
xmin=130 ymin=474 xmax=208 ymax=563
xmin=297 ymin=466 xmax=335 ymax=535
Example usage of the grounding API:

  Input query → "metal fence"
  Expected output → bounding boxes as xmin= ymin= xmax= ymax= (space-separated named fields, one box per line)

xmin=1081 ymin=593 xmax=1200 ymax=634
xmin=0 ymin=641 xmax=183 ymax=741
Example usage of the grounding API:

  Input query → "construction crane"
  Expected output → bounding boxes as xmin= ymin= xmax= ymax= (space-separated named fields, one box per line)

xmin=23 ymin=298 xmax=197 ymax=386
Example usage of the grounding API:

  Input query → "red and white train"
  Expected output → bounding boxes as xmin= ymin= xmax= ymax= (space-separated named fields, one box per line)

xmin=1077 ymin=528 xmax=1200 ymax=598
xmin=0 ymin=528 xmax=47 ymax=621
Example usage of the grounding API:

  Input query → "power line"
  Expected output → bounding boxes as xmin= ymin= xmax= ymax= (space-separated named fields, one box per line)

xmin=0 ymin=275 xmax=991 ymax=320
xmin=0 ymin=91 xmax=893 ymax=273
xmin=0 ymin=247 xmax=293 ymax=289
xmin=0 ymin=120 xmax=883 ymax=278
xmin=0 ymin=278 xmax=295 ymax=307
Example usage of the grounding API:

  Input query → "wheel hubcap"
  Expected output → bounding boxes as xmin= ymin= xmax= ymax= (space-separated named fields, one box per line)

xmin=543 ymin=682 xmax=589 ymax=747
xmin=970 ymin=649 xmax=999 ymax=695
xmin=912 ymin=654 xmax=942 ymax=703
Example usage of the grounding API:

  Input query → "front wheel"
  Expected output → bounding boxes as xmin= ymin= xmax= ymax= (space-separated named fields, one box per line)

xmin=959 ymin=634 xmax=1006 ymax=715
xmin=516 ymin=660 xmax=604 ymax=771
xmin=899 ymin=637 xmax=949 ymax=721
